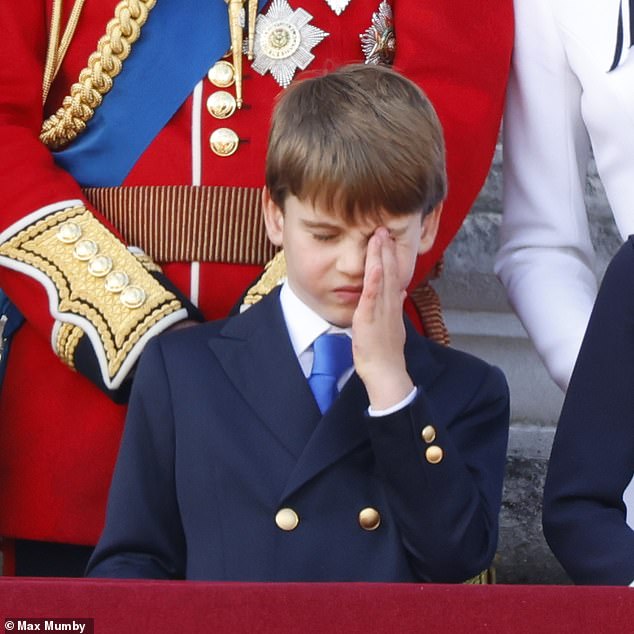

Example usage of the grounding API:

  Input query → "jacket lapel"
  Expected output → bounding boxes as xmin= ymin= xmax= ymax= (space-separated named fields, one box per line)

xmin=280 ymin=372 xmax=370 ymax=500
xmin=207 ymin=289 xmax=321 ymax=459
xmin=280 ymin=320 xmax=445 ymax=501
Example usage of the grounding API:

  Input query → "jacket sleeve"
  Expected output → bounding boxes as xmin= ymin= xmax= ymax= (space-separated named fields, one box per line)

xmin=543 ymin=238 xmax=634 ymax=585
xmin=366 ymin=361 xmax=510 ymax=583
xmin=0 ymin=0 xmax=201 ymax=401
xmin=86 ymin=336 xmax=186 ymax=579
xmin=494 ymin=0 xmax=597 ymax=392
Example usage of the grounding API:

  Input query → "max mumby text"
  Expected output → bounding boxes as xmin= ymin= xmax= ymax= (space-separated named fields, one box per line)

xmin=5 ymin=620 xmax=91 ymax=633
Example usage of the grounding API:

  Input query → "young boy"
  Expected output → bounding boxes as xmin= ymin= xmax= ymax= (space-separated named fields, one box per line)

xmin=86 ymin=64 xmax=509 ymax=583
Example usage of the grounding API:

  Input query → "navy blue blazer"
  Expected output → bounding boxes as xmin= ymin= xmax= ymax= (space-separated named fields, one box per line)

xmin=543 ymin=236 xmax=634 ymax=585
xmin=87 ymin=288 xmax=509 ymax=582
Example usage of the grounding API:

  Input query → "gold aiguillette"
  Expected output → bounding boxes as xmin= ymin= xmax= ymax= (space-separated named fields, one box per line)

xmin=225 ymin=0 xmax=259 ymax=108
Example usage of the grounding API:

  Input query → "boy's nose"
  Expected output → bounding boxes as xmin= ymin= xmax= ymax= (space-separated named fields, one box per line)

xmin=337 ymin=245 xmax=366 ymax=277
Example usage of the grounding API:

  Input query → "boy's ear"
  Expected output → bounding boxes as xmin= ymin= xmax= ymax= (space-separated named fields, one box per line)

xmin=262 ymin=187 xmax=284 ymax=247
xmin=418 ymin=203 xmax=443 ymax=255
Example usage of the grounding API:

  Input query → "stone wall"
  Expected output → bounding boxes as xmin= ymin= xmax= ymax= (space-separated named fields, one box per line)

xmin=434 ymin=137 xmax=621 ymax=583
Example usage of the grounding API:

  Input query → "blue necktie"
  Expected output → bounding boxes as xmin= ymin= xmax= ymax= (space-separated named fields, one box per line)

xmin=308 ymin=333 xmax=353 ymax=414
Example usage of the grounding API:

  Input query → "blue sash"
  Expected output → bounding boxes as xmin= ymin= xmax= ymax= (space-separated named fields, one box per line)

xmin=55 ymin=0 xmax=267 ymax=186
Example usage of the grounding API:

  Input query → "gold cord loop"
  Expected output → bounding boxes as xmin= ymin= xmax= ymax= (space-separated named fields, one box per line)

xmin=42 ymin=0 xmax=63 ymax=105
xmin=40 ymin=0 xmax=157 ymax=149
xmin=43 ymin=0 xmax=88 ymax=105
xmin=225 ymin=0 xmax=245 ymax=108
xmin=247 ymin=0 xmax=258 ymax=59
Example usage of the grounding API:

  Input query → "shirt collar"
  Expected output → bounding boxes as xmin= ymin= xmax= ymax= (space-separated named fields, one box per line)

xmin=279 ymin=282 xmax=351 ymax=357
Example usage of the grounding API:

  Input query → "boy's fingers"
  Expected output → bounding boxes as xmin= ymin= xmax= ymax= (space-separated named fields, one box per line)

xmin=356 ymin=232 xmax=385 ymax=327
xmin=379 ymin=232 xmax=404 ymax=314
xmin=357 ymin=262 xmax=382 ymax=321
xmin=380 ymin=234 xmax=398 ymax=292
xmin=363 ymin=232 xmax=382 ymax=287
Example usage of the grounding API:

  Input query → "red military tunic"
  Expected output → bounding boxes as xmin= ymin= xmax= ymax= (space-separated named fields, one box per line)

xmin=0 ymin=0 xmax=512 ymax=548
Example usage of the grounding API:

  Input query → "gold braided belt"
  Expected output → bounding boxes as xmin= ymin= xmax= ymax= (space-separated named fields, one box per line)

xmin=83 ymin=185 xmax=275 ymax=265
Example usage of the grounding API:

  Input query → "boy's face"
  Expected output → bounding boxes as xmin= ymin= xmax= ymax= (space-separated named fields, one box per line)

xmin=263 ymin=190 xmax=441 ymax=328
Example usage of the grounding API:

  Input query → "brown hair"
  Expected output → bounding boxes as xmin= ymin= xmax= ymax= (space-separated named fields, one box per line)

xmin=265 ymin=63 xmax=446 ymax=222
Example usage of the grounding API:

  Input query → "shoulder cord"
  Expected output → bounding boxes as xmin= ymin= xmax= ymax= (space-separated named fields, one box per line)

xmin=42 ymin=0 xmax=87 ymax=105
xmin=40 ymin=0 xmax=157 ymax=150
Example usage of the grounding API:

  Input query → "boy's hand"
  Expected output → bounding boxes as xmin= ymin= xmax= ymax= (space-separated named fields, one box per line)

xmin=352 ymin=227 xmax=415 ymax=410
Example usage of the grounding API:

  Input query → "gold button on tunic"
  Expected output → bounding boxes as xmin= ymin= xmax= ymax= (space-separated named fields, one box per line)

xmin=209 ymin=128 xmax=240 ymax=157
xmin=206 ymin=91 xmax=237 ymax=119
xmin=207 ymin=60 xmax=236 ymax=87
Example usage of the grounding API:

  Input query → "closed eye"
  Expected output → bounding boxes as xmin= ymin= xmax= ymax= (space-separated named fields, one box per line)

xmin=312 ymin=233 xmax=338 ymax=242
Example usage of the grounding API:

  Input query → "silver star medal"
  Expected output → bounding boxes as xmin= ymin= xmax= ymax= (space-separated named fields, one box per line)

xmin=324 ymin=0 xmax=352 ymax=15
xmin=250 ymin=0 xmax=329 ymax=88
xmin=360 ymin=1 xmax=395 ymax=66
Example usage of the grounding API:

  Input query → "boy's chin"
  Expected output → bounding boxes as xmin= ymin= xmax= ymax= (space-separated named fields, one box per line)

xmin=323 ymin=308 xmax=355 ymax=329
xmin=329 ymin=318 xmax=354 ymax=329
xmin=307 ymin=296 xmax=358 ymax=328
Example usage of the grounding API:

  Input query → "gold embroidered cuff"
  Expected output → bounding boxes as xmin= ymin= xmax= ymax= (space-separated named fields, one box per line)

xmin=132 ymin=251 xmax=163 ymax=273
xmin=56 ymin=322 xmax=84 ymax=371
xmin=0 ymin=205 xmax=184 ymax=387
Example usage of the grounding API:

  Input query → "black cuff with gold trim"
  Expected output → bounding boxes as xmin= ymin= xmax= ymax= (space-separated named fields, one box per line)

xmin=0 ymin=204 xmax=203 ymax=401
